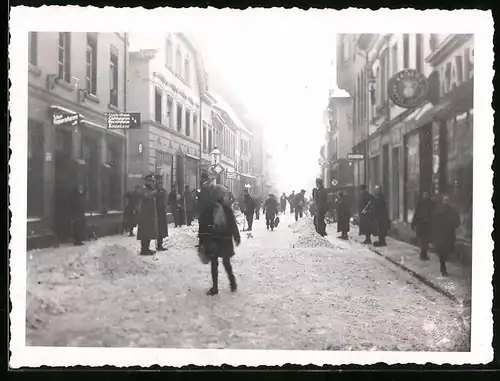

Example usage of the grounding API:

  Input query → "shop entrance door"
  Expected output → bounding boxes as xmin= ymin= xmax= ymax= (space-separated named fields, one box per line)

xmin=419 ymin=123 xmax=433 ymax=194
xmin=53 ymin=128 xmax=73 ymax=240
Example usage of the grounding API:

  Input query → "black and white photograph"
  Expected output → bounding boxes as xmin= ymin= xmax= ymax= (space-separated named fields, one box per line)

xmin=9 ymin=7 xmax=493 ymax=367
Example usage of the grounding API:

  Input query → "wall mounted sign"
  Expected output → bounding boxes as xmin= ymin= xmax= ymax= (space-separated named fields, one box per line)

xmin=438 ymin=43 xmax=474 ymax=98
xmin=107 ymin=112 xmax=141 ymax=129
xmin=138 ymin=142 xmax=144 ymax=155
xmin=388 ymin=69 xmax=429 ymax=109
xmin=53 ymin=112 xmax=80 ymax=126
xmin=45 ymin=152 xmax=53 ymax=162
xmin=347 ymin=153 xmax=364 ymax=160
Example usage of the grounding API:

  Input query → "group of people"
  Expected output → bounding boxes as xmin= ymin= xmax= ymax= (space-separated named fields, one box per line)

xmin=239 ymin=189 xmax=281 ymax=232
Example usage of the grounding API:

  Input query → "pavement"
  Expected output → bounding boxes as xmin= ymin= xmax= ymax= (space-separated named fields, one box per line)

xmin=26 ymin=214 xmax=470 ymax=351
xmin=324 ymin=222 xmax=472 ymax=305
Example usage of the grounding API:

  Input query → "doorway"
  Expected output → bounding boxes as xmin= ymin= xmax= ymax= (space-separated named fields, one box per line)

xmin=419 ymin=123 xmax=433 ymax=195
xmin=53 ymin=128 xmax=73 ymax=240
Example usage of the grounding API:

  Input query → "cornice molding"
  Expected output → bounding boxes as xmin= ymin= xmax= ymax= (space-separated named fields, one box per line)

xmin=425 ymin=34 xmax=473 ymax=67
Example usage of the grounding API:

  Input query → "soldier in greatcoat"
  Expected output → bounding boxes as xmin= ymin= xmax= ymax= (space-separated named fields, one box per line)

xmin=358 ymin=184 xmax=376 ymax=244
xmin=136 ymin=173 xmax=158 ymax=255
xmin=411 ymin=191 xmax=434 ymax=260
xmin=336 ymin=191 xmax=351 ymax=240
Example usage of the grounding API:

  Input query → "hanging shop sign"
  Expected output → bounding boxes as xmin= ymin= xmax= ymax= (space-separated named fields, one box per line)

xmin=347 ymin=153 xmax=364 ymax=160
xmin=107 ymin=112 xmax=141 ymax=130
xmin=431 ymin=122 xmax=441 ymax=195
xmin=387 ymin=69 xmax=429 ymax=109
xmin=52 ymin=112 xmax=80 ymax=126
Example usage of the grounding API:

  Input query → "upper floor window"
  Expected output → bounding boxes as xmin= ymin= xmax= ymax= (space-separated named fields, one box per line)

xmin=57 ymin=32 xmax=71 ymax=82
xmin=380 ymin=50 xmax=388 ymax=104
xmin=176 ymin=103 xmax=182 ymax=131
xmin=184 ymin=57 xmax=190 ymax=85
xmin=185 ymin=109 xmax=191 ymax=137
xmin=166 ymin=38 xmax=173 ymax=67
xmin=175 ymin=48 xmax=182 ymax=75
xmin=193 ymin=113 xmax=198 ymax=139
xmin=167 ymin=95 xmax=173 ymax=128
xmin=109 ymin=48 xmax=119 ymax=106
xmin=416 ymin=34 xmax=424 ymax=73
xmin=403 ymin=34 xmax=410 ymax=69
xmin=203 ymin=125 xmax=207 ymax=150
xmin=28 ymin=32 xmax=38 ymax=66
xmin=429 ymin=34 xmax=439 ymax=52
xmin=86 ymin=33 xmax=98 ymax=95
xmin=155 ymin=87 xmax=163 ymax=124
xmin=391 ymin=43 xmax=398 ymax=75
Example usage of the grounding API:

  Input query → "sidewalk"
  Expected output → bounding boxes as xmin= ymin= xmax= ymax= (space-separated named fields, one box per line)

xmin=326 ymin=223 xmax=472 ymax=305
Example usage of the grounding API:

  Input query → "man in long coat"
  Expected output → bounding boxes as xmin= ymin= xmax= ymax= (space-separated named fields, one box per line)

xmin=373 ymin=185 xmax=390 ymax=246
xmin=336 ymin=191 xmax=350 ymax=240
xmin=243 ymin=188 xmax=255 ymax=231
xmin=183 ymin=184 xmax=196 ymax=226
xmin=313 ymin=179 xmax=327 ymax=237
xmin=288 ymin=191 xmax=296 ymax=214
xmin=280 ymin=193 xmax=287 ymax=214
xmin=358 ymin=185 xmax=376 ymax=244
xmin=430 ymin=194 xmax=461 ymax=276
xmin=155 ymin=175 xmax=168 ymax=251
xmin=263 ymin=193 xmax=279 ymax=231
xmin=294 ymin=189 xmax=307 ymax=222
xmin=136 ymin=173 xmax=158 ymax=255
xmin=168 ymin=184 xmax=179 ymax=227
xmin=411 ymin=191 xmax=434 ymax=260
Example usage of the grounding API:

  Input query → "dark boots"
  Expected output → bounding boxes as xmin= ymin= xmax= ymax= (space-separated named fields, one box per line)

xmin=140 ymin=240 xmax=155 ymax=255
xmin=157 ymin=236 xmax=166 ymax=251
xmin=207 ymin=257 xmax=237 ymax=295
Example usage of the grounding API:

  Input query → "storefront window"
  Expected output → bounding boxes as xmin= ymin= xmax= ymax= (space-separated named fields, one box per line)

xmin=446 ymin=111 xmax=473 ymax=239
xmin=107 ymin=142 xmax=122 ymax=211
xmin=404 ymin=133 xmax=420 ymax=222
xmin=27 ymin=120 xmax=44 ymax=218
xmin=82 ymin=135 xmax=100 ymax=213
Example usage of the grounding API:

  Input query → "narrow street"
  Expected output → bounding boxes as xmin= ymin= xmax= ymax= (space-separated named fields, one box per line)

xmin=26 ymin=214 xmax=469 ymax=351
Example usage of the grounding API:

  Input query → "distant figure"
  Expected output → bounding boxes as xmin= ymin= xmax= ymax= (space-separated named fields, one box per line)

xmin=264 ymin=193 xmax=279 ymax=231
xmin=431 ymin=194 xmax=461 ymax=277
xmin=168 ymin=184 xmax=180 ymax=227
xmin=243 ymin=188 xmax=255 ymax=231
xmin=198 ymin=184 xmax=241 ymax=296
xmin=123 ymin=185 xmax=140 ymax=236
xmin=336 ymin=191 xmax=350 ymax=240
xmin=254 ymin=196 xmax=262 ymax=220
xmin=155 ymin=175 xmax=168 ymax=251
xmin=136 ymin=174 xmax=158 ymax=255
xmin=69 ymin=182 xmax=87 ymax=246
xmin=313 ymin=178 xmax=327 ymax=237
xmin=293 ymin=189 xmax=306 ymax=221
xmin=412 ymin=191 xmax=434 ymax=260
xmin=288 ymin=191 xmax=296 ymax=214
xmin=358 ymin=185 xmax=376 ymax=245
xmin=373 ymin=185 xmax=390 ymax=247
xmin=280 ymin=193 xmax=287 ymax=214
xmin=183 ymin=185 xmax=196 ymax=226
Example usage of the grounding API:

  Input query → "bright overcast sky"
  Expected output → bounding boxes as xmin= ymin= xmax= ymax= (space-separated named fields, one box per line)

xmin=130 ymin=17 xmax=342 ymax=194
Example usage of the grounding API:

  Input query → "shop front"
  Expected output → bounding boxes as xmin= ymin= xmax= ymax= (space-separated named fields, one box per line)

xmin=27 ymin=98 xmax=126 ymax=248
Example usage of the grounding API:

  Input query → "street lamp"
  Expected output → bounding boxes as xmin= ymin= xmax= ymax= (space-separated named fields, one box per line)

xmin=211 ymin=146 xmax=221 ymax=165
xmin=211 ymin=146 xmax=222 ymax=184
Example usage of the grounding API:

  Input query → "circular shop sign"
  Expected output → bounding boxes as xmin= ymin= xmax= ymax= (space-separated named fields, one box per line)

xmin=388 ymin=69 xmax=429 ymax=109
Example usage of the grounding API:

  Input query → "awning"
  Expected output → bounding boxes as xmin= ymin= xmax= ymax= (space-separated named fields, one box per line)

xmin=238 ymin=172 xmax=256 ymax=179
xmin=404 ymin=98 xmax=454 ymax=129
xmin=49 ymin=105 xmax=78 ymax=115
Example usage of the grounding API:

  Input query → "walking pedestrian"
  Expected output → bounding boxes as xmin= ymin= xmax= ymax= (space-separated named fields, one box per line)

xmin=243 ymin=188 xmax=255 ymax=231
xmin=336 ymin=191 xmax=350 ymax=239
xmin=430 ymin=194 xmax=461 ymax=276
xmin=136 ymin=173 xmax=158 ymax=255
xmin=198 ymin=184 xmax=241 ymax=296
xmin=68 ymin=182 xmax=87 ymax=246
xmin=288 ymin=191 xmax=296 ymax=214
xmin=411 ymin=191 xmax=434 ymax=260
xmin=294 ymin=189 xmax=306 ymax=221
xmin=358 ymin=185 xmax=376 ymax=244
xmin=168 ymin=184 xmax=179 ymax=227
xmin=197 ymin=170 xmax=215 ymax=220
xmin=123 ymin=185 xmax=140 ymax=236
xmin=313 ymin=179 xmax=327 ymax=236
xmin=264 ymin=193 xmax=279 ymax=231
xmin=373 ymin=185 xmax=390 ymax=247
xmin=280 ymin=193 xmax=287 ymax=214
xmin=155 ymin=175 xmax=168 ymax=251
xmin=183 ymin=184 xmax=195 ymax=226
xmin=254 ymin=196 xmax=262 ymax=220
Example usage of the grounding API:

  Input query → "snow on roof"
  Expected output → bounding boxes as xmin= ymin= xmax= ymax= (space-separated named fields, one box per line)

xmin=211 ymin=93 xmax=253 ymax=137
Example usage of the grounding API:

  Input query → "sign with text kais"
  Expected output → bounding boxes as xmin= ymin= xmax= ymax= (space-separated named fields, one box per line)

xmin=107 ymin=112 xmax=141 ymax=129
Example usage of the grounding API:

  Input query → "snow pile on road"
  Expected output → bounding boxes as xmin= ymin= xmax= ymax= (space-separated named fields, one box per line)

xmin=290 ymin=217 xmax=316 ymax=233
xmin=26 ymin=290 xmax=66 ymax=331
xmin=166 ymin=225 xmax=198 ymax=250
xmin=294 ymin=233 xmax=338 ymax=249
xmin=98 ymin=244 xmax=156 ymax=280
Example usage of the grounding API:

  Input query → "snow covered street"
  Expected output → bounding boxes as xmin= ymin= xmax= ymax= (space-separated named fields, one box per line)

xmin=26 ymin=214 xmax=469 ymax=351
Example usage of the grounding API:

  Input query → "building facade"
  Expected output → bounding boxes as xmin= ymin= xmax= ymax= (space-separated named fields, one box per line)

xmin=337 ymin=33 xmax=473 ymax=261
xmin=27 ymin=32 xmax=129 ymax=247
xmin=127 ymin=33 xmax=211 ymax=193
